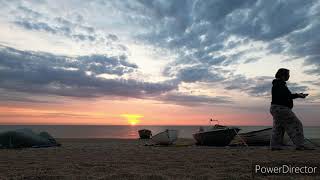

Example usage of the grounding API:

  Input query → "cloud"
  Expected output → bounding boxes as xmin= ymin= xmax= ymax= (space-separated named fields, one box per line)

xmin=224 ymin=75 xmax=309 ymax=97
xmin=160 ymin=93 xmax=231 ymax=106
xmin=225 ymin=0 xmax=313 ymax=40
xmin=0 ymin=45 xmax=233 ymax=106
xmin=301 ymin=80 xmax=320 ymax=87
xmin=4 ymin=1 xmax=320 ymax=76
xmin=174 ymin=65 xmax=225 ymax=83
xmin=15 ymin=20 xmax=58 ymax=34
xmin=0 ymin=45 xmax=137 ymax=76
xmin=7 ymin=4 xmax=127 ymax=55
xmin=14 ymin=18 xmax=98 ymax=42
xmin=224 ymin=75 xmax=272 ymax=97
xmin=122 ymin=0 xmax=320 ymax=77
xmin=0 ymin=45 xmax=176 ymax=99
xmin=0 ymin=111 xmax=96 ymax=119
xmin=0 ymin=89 xmax=57 ymax=104
xmin=17 ymin=5 xmax=42 ymax=19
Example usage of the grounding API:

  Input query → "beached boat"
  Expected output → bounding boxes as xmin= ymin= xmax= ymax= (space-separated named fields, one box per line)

xmin=193 ymin=125 xmax=240 ymax=146
xmin=151 ymin=129 xmax=178 ymax=145
xmin=238 ymin=127 xmax=290 ymax=146
xmin=138 ymin=129 xmax=152 ymax=139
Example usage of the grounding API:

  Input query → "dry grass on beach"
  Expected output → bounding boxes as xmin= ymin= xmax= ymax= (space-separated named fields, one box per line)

xmin=0 ymin=138 xmax=319 ymax=180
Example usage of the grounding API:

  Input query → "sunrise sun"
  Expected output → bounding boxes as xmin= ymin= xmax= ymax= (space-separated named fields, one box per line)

xmin=121 ymin=114 xmax=143 ymax=125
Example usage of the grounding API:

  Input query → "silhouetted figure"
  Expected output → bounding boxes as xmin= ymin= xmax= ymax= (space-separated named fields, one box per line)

xmin=270 ymin=68 xmax=310 ymax=150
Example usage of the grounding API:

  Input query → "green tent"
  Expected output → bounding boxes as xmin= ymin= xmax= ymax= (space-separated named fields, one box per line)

xmin=0 ymin=129 xmax=61 ymax=149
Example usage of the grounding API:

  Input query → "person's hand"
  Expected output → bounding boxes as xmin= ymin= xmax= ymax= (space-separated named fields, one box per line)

xmin=298 ymin=93 xmax=308 ymax=98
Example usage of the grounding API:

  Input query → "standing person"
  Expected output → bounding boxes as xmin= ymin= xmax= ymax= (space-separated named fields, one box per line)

xmin=270 ymin=68 xmax=310 ymax=150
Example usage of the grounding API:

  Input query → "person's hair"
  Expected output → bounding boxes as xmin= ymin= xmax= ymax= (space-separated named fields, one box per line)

xmin=275 ymin=68 xmax=290 ymax=78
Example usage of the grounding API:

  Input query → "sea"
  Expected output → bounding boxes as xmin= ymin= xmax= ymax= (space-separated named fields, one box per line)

xmin=0 ymin=125 xmax=319 ymax=139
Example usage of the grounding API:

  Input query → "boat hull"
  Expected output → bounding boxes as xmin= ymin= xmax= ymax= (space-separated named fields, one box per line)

xmin=138 ymin=129 xmax=152 ymax=139
xmin=239 ymin=128 xmax=290 ymax=146
xmin=152 ymin=129 xmax=178 ymax=145
xmin=193 ymin=128 xmax=240 ymax=146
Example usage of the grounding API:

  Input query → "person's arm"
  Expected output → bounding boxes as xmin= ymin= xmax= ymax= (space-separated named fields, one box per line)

xmin=290 ymin=93 xmax=300 ymax=99
xmin=295 ymin=93 xmax=309 ymax=98
xmin=284 ymin=83 xmax=308 ymax=99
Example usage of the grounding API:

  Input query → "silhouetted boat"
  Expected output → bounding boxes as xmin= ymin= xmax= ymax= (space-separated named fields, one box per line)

xmin=138 ymin=129 xmax=152 ymax=139
xmin=238 ymin=127 xmax=290 ymax=146
xmin=152 ymin=129 xmax=178 ymax=145
xmin=193 ymin=124 xmax=240 ymax=146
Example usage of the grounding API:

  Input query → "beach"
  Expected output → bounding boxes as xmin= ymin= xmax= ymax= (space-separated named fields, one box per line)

xmin=0 ymin=138 xmax=319 ymax=180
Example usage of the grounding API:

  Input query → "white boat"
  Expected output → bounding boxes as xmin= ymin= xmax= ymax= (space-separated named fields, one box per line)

xmin=151 ymin=129 xmax=178 ymax=145
xmin=238 ymin=127 xmax=290 ymax=146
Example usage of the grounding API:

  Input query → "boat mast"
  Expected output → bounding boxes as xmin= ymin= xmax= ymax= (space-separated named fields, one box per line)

xmin=210 ymin=117 xmax=219 ymax=126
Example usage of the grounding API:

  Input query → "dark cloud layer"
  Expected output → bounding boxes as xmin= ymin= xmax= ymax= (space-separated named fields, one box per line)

xmin=0 ymin=45 xmax=176 ymax=99
xmin=124 ymin=0 xmax=320 ymax=77
xmin=161 ymin=93 xmax=231 ymax=106
xmin=175 ymin=65 xmax=225 ymax=83
xmin=0 ymin=45 xmax=233 ymax=106
xmin=0 ymin=89 xmax=57 ymax=104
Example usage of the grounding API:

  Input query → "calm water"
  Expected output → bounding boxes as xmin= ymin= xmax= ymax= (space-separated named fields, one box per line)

xmin=0 ymin=125 xmax=319 ymax=139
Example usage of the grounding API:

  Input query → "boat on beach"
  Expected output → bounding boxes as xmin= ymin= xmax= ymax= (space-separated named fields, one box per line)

xmin=238 ymin=127 xmax=290 ymax=146
xmin=138 ymin=129 xmax=152 ymax=139
xmin=193 ymin=124 xmax=241 ymax=146
xmin=151 ymin=129 xmax=178 ymax=145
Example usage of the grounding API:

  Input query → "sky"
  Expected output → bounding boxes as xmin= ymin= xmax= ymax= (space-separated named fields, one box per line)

xmin=0 ymin=0 xmax=319 ymax=126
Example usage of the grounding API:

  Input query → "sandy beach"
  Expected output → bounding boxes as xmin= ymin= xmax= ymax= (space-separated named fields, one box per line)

xmin=0 ymin=138 xmax=319 ymax=180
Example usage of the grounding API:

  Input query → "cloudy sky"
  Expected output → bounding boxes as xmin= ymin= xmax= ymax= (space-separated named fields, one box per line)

xmin=0 ymin=0 xmax=319 ymax=125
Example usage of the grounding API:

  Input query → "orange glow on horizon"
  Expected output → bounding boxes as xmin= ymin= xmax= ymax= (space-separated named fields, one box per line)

xmin=0 ymin=98 xmax=301 ymax=126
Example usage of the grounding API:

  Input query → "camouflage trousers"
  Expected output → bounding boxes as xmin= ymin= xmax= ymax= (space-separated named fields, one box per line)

xmin=270 ymin=104 xmax=304 ymax=148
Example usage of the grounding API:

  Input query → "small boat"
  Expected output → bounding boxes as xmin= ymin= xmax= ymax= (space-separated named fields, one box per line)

xmin=138 ymin=129 xmax=152 ymax=139
xmin=151 ymin=129 xmax=178 ymax=145
xmin=238 ymin=127 xmax=290 ymax=146
xmin=193 ymin=124 xmax=240 ymax=146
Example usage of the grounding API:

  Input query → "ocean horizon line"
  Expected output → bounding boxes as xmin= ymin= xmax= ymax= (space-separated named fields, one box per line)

xmin=0 ymin=124 xmax=319 ymax=127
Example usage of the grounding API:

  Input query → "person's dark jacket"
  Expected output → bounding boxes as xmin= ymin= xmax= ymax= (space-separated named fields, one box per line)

xmin=271 ymin=79 xmax=299 ymax=109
